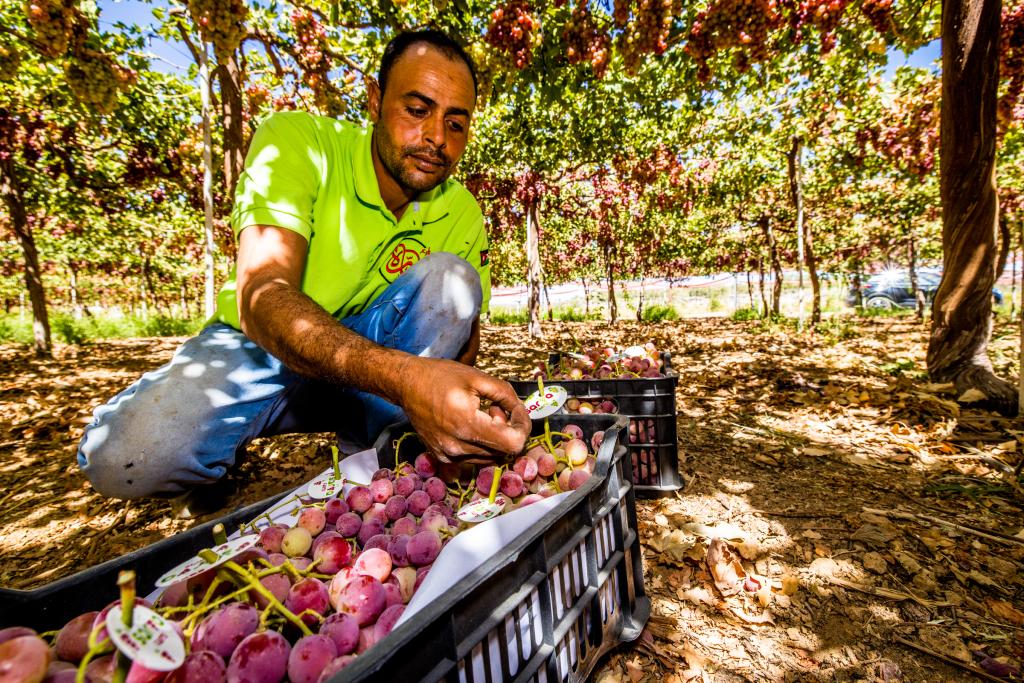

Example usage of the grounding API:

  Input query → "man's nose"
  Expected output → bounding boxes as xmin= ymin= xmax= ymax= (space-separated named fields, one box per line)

xmin=423 ymin=113 xmax=447 ymax=150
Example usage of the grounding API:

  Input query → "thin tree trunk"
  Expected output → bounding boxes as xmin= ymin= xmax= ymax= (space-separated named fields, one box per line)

xmin=68 ymin=262 xmax=81 ymax=318
xmin=605 ymin=242 xmax=618 ymax=324
xmin=759 ymin=217 xmax=782 ymax=316
xmin=200 ymin=43 xmax=218 ymax=318
xmin=787 ymin=136 xmax=820 ymax=325
xmin=746 ymin=270 xmax=755 ymax=310
xmin=526 ymin=200 xmax=542 ymax=338
xmin=216 ymin=51 xmax=245 ymax=199
xmin=908 ymin=229 xmax=926 ymax=321
xmin=543 ymin=280 xmax=554 ymax=321
xmin=0 ymin=156 xmax=51 ymax=356
xmin=757 ymin=257 xmax=768 ymax=316
xmin=1011 ymin=244 xmax=1017 ymax=317
xmin=997 ymin=212 xmax=1011 ymax=279
xmin=852 ymin=261 xmax=865 ymax=308
xmin=927 ymin=0 xmax=1015 ymax=412
xmin=636 ymin=275 xmax=646 ymax=322
xmin=582 ymin=278 xmax=590 ymax=316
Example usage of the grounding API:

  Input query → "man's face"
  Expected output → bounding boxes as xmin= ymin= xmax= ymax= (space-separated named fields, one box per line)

xmin=368 ymin=44 xmax=475 ymax=196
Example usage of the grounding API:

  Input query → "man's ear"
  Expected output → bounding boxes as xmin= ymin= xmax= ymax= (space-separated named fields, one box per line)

xmin=366 ymin=76 xmax=382 ymax=123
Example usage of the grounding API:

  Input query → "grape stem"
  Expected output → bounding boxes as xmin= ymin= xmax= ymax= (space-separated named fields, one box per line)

xmin=76 ymin=624 xmax=113 ymax=683
xmin=487 ymin=465 xmax=504 ymax=504
xmin=331 ymin=445 xmax=341 ymax=478
xmin=111 ymin=571 xmax=136 ymax=683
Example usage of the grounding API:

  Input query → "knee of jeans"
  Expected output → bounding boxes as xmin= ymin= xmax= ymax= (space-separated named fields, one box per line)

xmin=78 ymin=421 xmax=181 ymax=499
xmin=416 ymin=252 xmax=482 ymax=320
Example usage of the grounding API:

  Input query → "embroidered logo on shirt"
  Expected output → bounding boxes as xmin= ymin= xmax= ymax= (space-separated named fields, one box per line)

xmin=480 ymin=249 xmax=489 ymax=266
xmin=381 ymin=238 xmax=431 ymax=281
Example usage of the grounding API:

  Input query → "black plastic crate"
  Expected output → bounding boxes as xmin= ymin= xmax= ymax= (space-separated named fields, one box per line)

xmin=0 ymin=493 xmax=288 ymax=630
xmin=509 ymin=352 xmax=681 ymax=497
xmin=340 ymin=414 xmax=649 ymax=682
xmin=0 ymin=416 xmax=649 ymax=683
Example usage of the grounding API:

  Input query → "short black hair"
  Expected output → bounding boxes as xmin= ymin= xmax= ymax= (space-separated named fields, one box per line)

xmin=378 ymin=30 xmax=478 ymax=98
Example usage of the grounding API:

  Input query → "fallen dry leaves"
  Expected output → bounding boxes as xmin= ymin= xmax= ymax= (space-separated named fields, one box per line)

xmin=3 ymin=316 xmax=1024 ymax=682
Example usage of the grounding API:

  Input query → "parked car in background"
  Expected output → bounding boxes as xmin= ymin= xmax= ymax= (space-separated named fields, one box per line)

xmin=846 ymin=269 xmax=1003 ymax=309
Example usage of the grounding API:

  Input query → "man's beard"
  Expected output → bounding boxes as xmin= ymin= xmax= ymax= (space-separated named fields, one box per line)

xmin=373 ymin=125 xmax=453 ymax=195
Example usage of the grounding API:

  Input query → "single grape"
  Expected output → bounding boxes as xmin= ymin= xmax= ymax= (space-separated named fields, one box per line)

xmin=86 ymin=655 xmax=116 ymax=681
xmin=259 ymin=525 xmax=286 ymax=553
xmin=353 ymin=547 xmax=392 ymax=582
xmin=357 ymin=520 xmax=384 ymax=548
xmin=0 ymin=635 xmax=49 ymax=683
xmin=537 ymin=453 xmax=557 ymax=477
xmin=590 ymin=431 xmax=605 ymax=452
xmin=382 ymin=580 xmax=404 ymax=607
xmin=255 ymin=572 xmax=292 ymax=610
xmin=287 ymin=635 xmax=337 ymax=683
xmin=513 ymin=456 xmax=538 ymax=482
xmin=315 ymin=656 xmax=356 ymax=683
xmin=373 ymin=604 xmax=405 ymax=641
xmin=394 ymin=461 xmax=416 ymax=478
xmin=297 ymin=507 xmax=326 ymax=536
xmin=356 ymin=626 xmax=378 ymax=654
xmin=286 ymin=578 xmax=330 ymax=625
xmin=564 ymin=439 xmax=589 ymax=466
xmin=335 ymin=512 xmax=362 ymax=538
xmin=517 ymin=493 xmax=544 ymax=508
xmin=384 ymin=494 xmax=408 ymax=521
xmin=42 ymin=665 xmax=80 ymax=683
xmin=391 ymin=515 xmax=417 ymax=537
xmin=414 ymin=453 xmax=436 ymax=478
xmin=499 ymin=471 xmax=524 ymax=498
xmin=390 ymin=567 xmax=417 ymax=602
xmin=393 ymin=476 xmax=417 ymax=497
xmin=361 ymin=502 xmax=388 ymax=527
xmin=282 ymin=526 xmax=313 ymax=557
xmin=346 ymin=486 xmax=373 ymax=514
xmin=407 ymin=530 xmax=442 ymax=566
xmin=53 ymin=611 xmax=97 ymax=664
xmin=567 ymin=469 xmax=590 ymax=490
xmin=423 ymin=477 xmax=446 ymax=502
xmin=226 ymin=631 xmax=290 ymax=683
xmin=524 ymin=445 xmax=546 ymax=461
xmin=414 ymin=566 xmax=430 ymax=591
xmin=165 ymin=650 xmax=226 ymax=683
xmin=475 ymin=466 xmax=496 ymax=495
xmin=406 ymin=490 xmax=430 ymax=516
xmin=371 ymin=467 xmax=395 ymax=482
xmin=327 ymin=567 xmax=359 ymax=612
xmin=599 ymin=400 xmax=617 ymax=413
xmin=581 ymin=456 xmax=596 ymax=474
xmin=337 ymin=574 xmax=387 ymax=626
xmin=324 ymin=498 xmax=348 ymax=524
xmin=129 ymin=660 xmax=173 ymax=683
xmin=419 ymin=509 xmax=448 ymax=534
xmin=191 ymin=602 xmax=259 ymax=660
xmin=369 ymin=478 xmax=393 ymax=503
xmin=290 ymin=556 xmax=314 ymax=571
xmin=311 ymin=530 xmax=341 ymax=557
xmin=319 ymin=612 xmax=359 ymax=656
xmin=563 ymin=424 xmax=584 ymax=440
xmin=313 ymin=535 xmax=353 ymax=574
xmin=558 ymin=469 xmax=572 ymax=490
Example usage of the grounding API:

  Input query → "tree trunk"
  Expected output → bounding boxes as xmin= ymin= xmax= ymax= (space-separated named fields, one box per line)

xmin=908 ymin=229 xmax=926 ymax=321
xmin=216 ymin=51 xmax=245 ymax=200
xmin=746 ymin=270 xmax=755 ymax=310
xmin=787 ymin=136 xmax=820 ymax=325
xmin=68 ymin=262 xmax=81 ymax=318
xmin=526 ymin=200 xmax=542 ymax=338
xmin=543 ymin=280 xmax=554 ymax=321
xmin=852 ymin=262 xmax=865 ymax=308
xmin=757 ymin=257 xmax=768 ymax=316
xmin=997 ymin=212 xmax=1011 ymax=279
xmin=758 ymin=217 xmax=782 ymax=316
xmin=604 ymin=243 xmax=618 ymax=324
xmin=582 ymin=277 xmax=590 ymax=316
xmin=0 ymin=156 xmax=51 ymax=356
xmin=927 ymin=0 xmax=1015 ymax=413
xmin=636 ymin=275 xmax=646 ymax=322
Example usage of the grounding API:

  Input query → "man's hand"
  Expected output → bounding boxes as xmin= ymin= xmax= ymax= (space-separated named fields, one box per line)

xmin=397 ymin=356 xmax=531 ymax=460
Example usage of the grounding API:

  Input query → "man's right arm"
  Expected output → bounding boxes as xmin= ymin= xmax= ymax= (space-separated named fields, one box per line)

xmin=236 ymin=224 xmax=530 ymax=459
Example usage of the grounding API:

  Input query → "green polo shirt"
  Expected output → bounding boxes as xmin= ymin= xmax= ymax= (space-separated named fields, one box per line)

xmin=213 ymin=111 xmax=490 ymax=330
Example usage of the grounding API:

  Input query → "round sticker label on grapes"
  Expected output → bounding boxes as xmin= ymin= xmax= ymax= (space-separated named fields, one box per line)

xmin=622 ymin=345 xmax=646 ymax=357
xmin=456 ymin=497 xmax=507 ymax=523
xmin=523 ymin=386 xmax=567 ymax=420
xmin=105 ymin=605 xmax=185 ymax=671
xmin=307 ymin=468 xmax=346 ymax=499
xmin=154 ymin=535 xmax=260 ymax=587
xmin=565 ymin=351 xmax=589 ymax=361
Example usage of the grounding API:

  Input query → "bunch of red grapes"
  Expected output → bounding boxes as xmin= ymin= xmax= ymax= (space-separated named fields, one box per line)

xmin=784 ymin=0 xmax=853 ymax=53
xmin=685 ymin=0 xmax=782 ymax=82
xmin=860 ymin=0 xmax=893 ymax=34
xmin=562 ymin=4 xmax=612 ymax=78
xmin=616 ymin=0 xmax=679 ymax=73
xmin=1001 ymin=1 xmax=1024 ymax=127
xmin=0 ymin=426 xmax=603 ymax=682
xmin=533 ymin=342 xmax=667 ymax=380
xmin=22 ymin=0 xmax=84 ymax=58
xmin=290 ymin=9 xmax=351 ymax=118
xmin=185 ymin=0 xmax=248 ymax=60
xmin=486 ymin=1 xmax=537 ymax=69
xmin=62 ymin=46 xmax=137 ymax=115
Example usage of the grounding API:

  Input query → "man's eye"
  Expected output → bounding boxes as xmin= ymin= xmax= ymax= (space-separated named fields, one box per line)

xmin=407 ymin=107 xmax=427 ymax=117
xmin=447 ymin=120 xmax=464 ymax=132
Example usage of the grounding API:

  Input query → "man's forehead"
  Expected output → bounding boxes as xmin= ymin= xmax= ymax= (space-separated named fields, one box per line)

xmin=387 ymin=44 xmax=475 ymax=105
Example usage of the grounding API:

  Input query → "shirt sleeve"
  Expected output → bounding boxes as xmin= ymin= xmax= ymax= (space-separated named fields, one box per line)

xmin=230 ymin=112 xmax=324 ymax=241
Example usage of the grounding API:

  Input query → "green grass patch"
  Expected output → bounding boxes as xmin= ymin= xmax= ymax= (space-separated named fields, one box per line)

xmin=731 ymin=307 xmax=761 ymax=321
xmin=0 ymin=312 xmax=205 ymax=345
xmin=488 ymin=309 xmax=529 ymax=325
xmin=641 ymin=304 xmax=679 ymax=322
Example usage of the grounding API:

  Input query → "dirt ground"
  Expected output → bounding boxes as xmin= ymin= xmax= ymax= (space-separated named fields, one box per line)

xmin=2 ymin=317 xmax=1023 ymax=682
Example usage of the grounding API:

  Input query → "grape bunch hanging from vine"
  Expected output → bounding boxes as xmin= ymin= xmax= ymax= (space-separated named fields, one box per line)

xmin=486 ymin=1 xmax=538 ymax=69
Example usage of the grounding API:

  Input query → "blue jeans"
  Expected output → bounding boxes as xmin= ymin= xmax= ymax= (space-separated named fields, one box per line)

xmin=77 ymin=252 xmax=482 ymax=498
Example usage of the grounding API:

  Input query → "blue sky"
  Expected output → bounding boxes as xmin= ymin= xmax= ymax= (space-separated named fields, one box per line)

xmin=96 ymin=0 xmax=941 ymax=82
